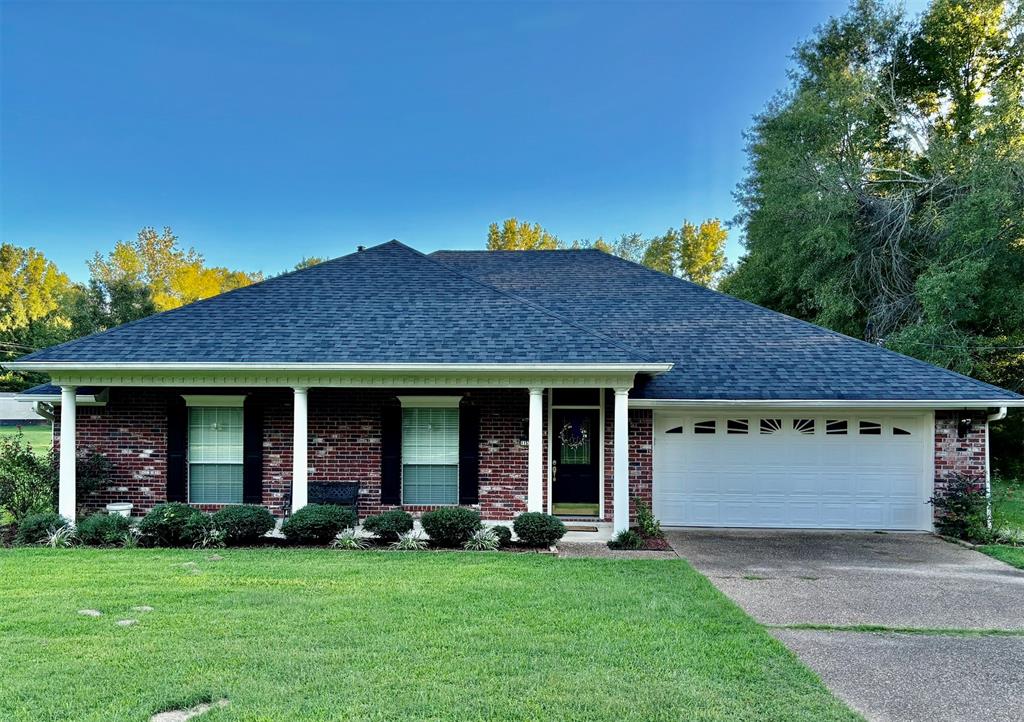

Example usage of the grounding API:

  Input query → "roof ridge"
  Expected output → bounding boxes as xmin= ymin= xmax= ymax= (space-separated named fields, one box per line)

xmin=411 ymin=244 xmax=659 ymax=363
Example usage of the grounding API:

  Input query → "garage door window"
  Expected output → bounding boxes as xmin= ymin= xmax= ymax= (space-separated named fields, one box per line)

xmin=826 ymin=419 xmax=848 ymax=434
xmin=726 ymin=419 xmax=748 ymax=434
xmin=694 ymin=420 xmax=716 ymax=434
xmin=759 ymin=418 xmax=782 ymax=434
xmin=793 ymin=418 xmax=815 ymax=435
xmin=666 ymin=426 xmax=683 ymax=434
xmin=859 ymin=420 xmax=882 ymax=435
xmin=893 ymin=426 xmax=912 ymax=436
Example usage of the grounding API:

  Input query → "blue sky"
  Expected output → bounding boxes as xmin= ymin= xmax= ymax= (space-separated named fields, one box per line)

xmin=1 ymin=0 xmax=923 ymax=281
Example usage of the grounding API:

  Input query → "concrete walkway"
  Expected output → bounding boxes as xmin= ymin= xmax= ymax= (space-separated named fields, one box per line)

xmin=667 ymin=529 xmax=1024 ymax=722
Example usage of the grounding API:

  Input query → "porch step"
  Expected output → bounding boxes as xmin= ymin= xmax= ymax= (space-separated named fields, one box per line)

xmin=563 ymin=525 xmax=600 ymax=533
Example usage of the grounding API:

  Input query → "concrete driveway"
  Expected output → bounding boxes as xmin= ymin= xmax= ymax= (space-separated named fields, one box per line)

xmin=667 ymin=529 xmax=1024 ymax=722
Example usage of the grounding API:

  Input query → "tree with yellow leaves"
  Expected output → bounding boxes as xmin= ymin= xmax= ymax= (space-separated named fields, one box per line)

xmin=89 ymin=227 xmax=262 ymax=312
xmin=487 ymin=218 xmax=562 ymax=250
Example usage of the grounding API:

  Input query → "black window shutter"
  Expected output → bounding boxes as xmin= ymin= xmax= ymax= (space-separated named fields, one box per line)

xmin=243 ymin=395 xmax=264 ymax=504
xmin=459 ymin=403 xmax=480 ymax=504
xmin=380 ymin=404 xmax=402 ymax=505
xmin=166 ymin=396 xmax=188 ymax=502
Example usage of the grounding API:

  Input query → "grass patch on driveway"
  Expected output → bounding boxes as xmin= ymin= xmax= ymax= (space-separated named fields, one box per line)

xmin=0 ymin=548 xmax=857 ymax=722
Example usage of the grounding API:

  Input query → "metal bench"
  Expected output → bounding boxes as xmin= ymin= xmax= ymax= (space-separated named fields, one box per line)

xmin=307 ymin=482 xmax=360 ymax=514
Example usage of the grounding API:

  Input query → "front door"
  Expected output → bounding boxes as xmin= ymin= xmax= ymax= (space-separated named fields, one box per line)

xmin=552 ymin=408 xmax=600 ymax=516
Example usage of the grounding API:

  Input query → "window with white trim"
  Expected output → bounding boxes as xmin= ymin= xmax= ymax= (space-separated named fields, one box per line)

xmin=188 ymin=406 xmax=244 ymax=504
xmin=401 ymin=402 xmax=459 ymax=505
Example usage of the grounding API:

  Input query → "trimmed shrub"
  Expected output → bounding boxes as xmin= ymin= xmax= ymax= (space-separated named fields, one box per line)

xmin=608 ymin=529 xmax=644 ymax=550
xmin=76 ymin=513 xmax=133 ymax=546
xmin=281 ymin=504 xmax=356 ymax=545
xmin=361 ymin=509 xmax=414 ymax=541
xmin=930 ymin=475 xmax=991 ymax=542
xmin=211 ymin=505 xmax=276 ymax=546
xmin=137 ymin=503 xmax=210 ymax=547
xmin=513 ymin=512 xmax=566 ymax=547
xmin=15 ymin=511 xmax=68 ymax=545
xmin=491 ymin=524 xmax=513 ymax=548
xmin=421 ymin=507 xmax=481 ymax=548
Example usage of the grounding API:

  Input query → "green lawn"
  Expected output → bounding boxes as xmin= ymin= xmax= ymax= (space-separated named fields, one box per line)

xmin=984 ymin=478 xmax=1024 ymax=569
xmin=0 ymin=423 xmax=53 ymax=455
xmin=992 ymin=477 xmax=1024 ymax=530
xmin=980 ymin=545 xmax=1024 ymax=569
xmin=0 ymin=549 xmax=857 ymax=722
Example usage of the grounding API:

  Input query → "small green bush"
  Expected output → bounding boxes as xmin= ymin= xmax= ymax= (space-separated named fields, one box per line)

xmin=491 ymin=524 xmax=513 ymax=548
xmin=608 ymin=529 xmax=645 ymax=550
xmin=15 ymin=511 xmax=68 ymax=545
xmin=137 ymin=503 xmax=210 ymax=547
xmin=930 ymin=475 xmax=991 ymax=542
xmin=76 ymin=513 xmax=133 ymax=546
xmin=361 ymin=509 xmax=414 ymax=541
xmin=281 ymin=504 xmax=356 ymax=545
xmin=211 ymin=505 xmax=276 ymax=545
xmin=421 ymin=507 xmax=481 ymax=547
xmin=513 ymin=512 xmax=566 ymax=547
xmin=634 ymin=499 xmax=663 ymax=538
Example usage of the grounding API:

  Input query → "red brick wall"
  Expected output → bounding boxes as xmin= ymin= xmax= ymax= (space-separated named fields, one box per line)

xmin=934 ymin=410 xmax=988 ymax=491
xmin=57 ymin=387 xmax=540 ymax=520
xmin=54 ymin=389 xmax=169 ymax=517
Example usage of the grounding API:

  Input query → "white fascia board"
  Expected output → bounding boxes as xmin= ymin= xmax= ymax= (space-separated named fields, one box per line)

xmin=4 ymin=361 xmax=673 ymax=374
xmin=13 ymin=392 xmax=105 ymax=406
xmin=629 ymin=398 xmax=1024 ymax=410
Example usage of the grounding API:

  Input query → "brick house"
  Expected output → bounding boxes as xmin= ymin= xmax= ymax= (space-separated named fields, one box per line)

xmin=9 ymin=241 xmax=1021 ymax=531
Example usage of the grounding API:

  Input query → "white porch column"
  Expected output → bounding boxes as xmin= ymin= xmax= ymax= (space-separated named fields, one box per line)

xmin=527 ymin=387 xmax=544 ymax=512
xmin=292 ymin=387 xmax=308 ymax=513
xmin=612 ymin=387 xmax=630 ymax=533
xmin=58 ymin=385 xmax=77 ymax=522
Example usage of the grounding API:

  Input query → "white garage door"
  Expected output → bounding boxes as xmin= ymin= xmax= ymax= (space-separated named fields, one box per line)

xmin=653 ymin=412 xmax=933 ymax=530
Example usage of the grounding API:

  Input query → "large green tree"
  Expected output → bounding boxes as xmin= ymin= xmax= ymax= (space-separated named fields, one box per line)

xmin=722 ymin=0 xmax=1024 ymax=470
xmin=642 ymin=219 xmax=729 ymax=286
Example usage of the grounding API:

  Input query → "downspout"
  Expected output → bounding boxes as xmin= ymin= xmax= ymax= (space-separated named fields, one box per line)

xmin=985 ymin=407 xmax=1008 ymax=528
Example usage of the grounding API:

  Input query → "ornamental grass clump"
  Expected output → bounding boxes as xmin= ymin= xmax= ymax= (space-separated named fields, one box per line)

xmin=390 ymin=531 xmax=429 ymax=551
xmin=463 ymin=527 xmax=500 ymax=551
xmin=331 ymin=529 xmax=368 ymax=550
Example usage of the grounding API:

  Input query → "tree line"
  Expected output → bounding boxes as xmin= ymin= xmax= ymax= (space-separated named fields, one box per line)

xmin=0 ymin=227 xmax=275 ymax=390
xmin=487 ymin=216 xmax=729 ymax=287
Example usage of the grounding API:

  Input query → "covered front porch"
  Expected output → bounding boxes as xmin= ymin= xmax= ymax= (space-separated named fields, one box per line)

xmin=40 ymin=364 xmax=659 ymax=533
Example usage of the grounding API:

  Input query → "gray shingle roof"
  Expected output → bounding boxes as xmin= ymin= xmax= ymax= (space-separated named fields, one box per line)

xmin=13 ymin=241 xmax=649 ymax=365
xmin=431 ymin=249 xmax=1022 ymax=402
xmin=11 ymin=241 xmax=1020 ymax=402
